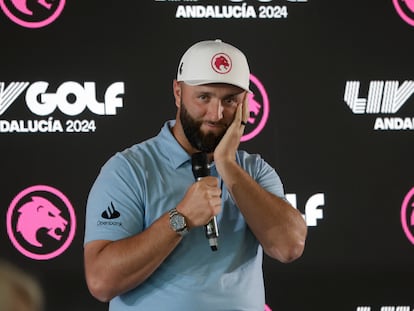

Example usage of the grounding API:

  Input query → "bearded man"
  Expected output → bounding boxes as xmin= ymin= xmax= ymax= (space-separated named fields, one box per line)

xmin=83 ymin=39 xmax=307 ymax=311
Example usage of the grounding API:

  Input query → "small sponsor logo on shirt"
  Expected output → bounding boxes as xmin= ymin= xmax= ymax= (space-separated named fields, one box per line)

xmin=101 ymin=202 xmax=121 ymax=219
xmin=97 ymin=202 xmax=122 ymax=226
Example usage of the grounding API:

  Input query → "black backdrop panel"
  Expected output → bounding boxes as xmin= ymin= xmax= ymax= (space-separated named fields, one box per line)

xmin=1 ymin=1 xmax=414 ymax=310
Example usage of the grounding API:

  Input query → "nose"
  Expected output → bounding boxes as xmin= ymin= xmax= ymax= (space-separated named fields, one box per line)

xmin=206 ymin=99 xmax=224 ymax=122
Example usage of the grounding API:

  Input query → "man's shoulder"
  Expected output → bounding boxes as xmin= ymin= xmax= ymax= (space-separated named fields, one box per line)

xmin=236 ymin=149 xmax=263 ymax=163
xmin=121 ymin=120 xmax=175 ymax=158
xmin=115 ymin=135 xmax=163 ymax=166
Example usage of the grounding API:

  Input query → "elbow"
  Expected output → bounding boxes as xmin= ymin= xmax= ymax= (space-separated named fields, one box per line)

xmin=264 ymin=240 xmax=305 ymax=263
xmin=272 ymin=240 xmax=306 ymax=263
xmin=265 ymin=228 xmax=307 ymax=263
xmin=86 ymin=274 xmax=116 ymax=303
xmin=86 ymin=270 xmax=146 ymax=303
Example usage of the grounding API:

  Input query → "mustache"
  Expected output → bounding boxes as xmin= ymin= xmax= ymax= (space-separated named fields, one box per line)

xmin=203 ymin=120 xmax=228 ymax=128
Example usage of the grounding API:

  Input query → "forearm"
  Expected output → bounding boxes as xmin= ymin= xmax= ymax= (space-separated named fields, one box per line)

xmin=216 ymin=160 xmax=307 ymax=262
xmin=84 ymin=212 xmax=181 ymax=302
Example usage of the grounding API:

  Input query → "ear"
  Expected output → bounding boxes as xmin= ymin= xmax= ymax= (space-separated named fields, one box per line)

xmin=173 ymin=80 xmax=181 ymax=108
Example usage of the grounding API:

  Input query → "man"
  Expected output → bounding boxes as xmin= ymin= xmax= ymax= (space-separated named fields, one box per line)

xmin=84 ymin=39 xmax=307 ymax=310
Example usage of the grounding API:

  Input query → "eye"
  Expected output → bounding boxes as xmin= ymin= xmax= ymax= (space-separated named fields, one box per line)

xmin=223 ymin=97 xmax=237 ymax=106
xmin=198 ymin=94 xmax=210 ymax=102
xmin=48 ymin=211 xmax=55 ymax=217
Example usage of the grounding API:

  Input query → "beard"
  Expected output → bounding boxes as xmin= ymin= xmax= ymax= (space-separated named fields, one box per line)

xmin=180 ymin=101 xmax=227 ymax=153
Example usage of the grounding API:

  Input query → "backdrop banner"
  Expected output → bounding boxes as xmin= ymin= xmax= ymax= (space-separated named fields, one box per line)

xmin=1 ymin=1 xmax=413 ymax=310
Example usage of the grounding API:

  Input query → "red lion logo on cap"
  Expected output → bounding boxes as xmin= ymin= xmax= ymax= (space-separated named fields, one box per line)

xmin=211 ymin=53 xmax=232 ymax=74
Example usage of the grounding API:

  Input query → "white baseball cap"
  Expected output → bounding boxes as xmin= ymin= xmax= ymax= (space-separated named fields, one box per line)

xmin=176 ymin=39 xmax=251 ymax=92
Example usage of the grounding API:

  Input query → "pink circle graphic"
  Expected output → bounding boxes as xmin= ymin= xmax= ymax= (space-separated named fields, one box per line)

xmin=6 ymin=185 xmax=76 ymax=260
xmin=401 ymin=187 xmax=414 ymax=244
xmin=393 ymin=0 xmax=414 ymax=27
xmin=0 ymin=0 xmax=65 ymax=28
xmin=241 ymin=74 xmax=270 ymax=142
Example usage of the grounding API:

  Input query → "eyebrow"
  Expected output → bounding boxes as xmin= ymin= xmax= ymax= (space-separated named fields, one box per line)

xmin=225 ymin=91 xmax=244 ymax=98
xmin=196 ymin=90 xmax=244 ymax=98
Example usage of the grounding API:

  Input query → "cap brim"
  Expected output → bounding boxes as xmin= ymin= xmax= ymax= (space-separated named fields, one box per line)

xmin=182 ymin=80 xmax=252 ymax=93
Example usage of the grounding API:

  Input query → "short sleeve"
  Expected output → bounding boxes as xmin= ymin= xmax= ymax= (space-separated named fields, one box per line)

xmin=84 ymin=153 xmax=145 ymax=245
xmin=237 ymin=151 xmax=286 ymax=200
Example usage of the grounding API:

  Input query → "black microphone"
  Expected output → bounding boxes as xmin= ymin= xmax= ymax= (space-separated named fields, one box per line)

xmin=191 ymin=152 xmax=219 ymax=251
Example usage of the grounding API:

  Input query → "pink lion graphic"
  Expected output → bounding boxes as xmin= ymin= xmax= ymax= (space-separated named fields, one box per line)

xmin=16 ymin=196 xmax=68 ymax=247
xmin=404 ymin=0 xmax=414 ymax=12
xmin=411 ymin=203 xmax=414 ymax=226
xmin=247 ymin=93 xmax=261 ymax=125
xmin=10 ymin=0 xmax=52 ymax=15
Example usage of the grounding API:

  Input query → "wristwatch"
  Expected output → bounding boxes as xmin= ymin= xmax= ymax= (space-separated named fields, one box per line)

xmin=169 ymin=208 xmax=189 ymax=236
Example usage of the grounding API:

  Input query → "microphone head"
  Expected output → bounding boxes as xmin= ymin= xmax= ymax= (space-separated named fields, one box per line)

xmin=191 ymin=152 xmax=210 ymax=179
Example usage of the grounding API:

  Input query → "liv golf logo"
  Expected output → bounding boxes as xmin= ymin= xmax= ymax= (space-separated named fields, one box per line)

xmin=155 ymin=0 xmax=308 ymax=20
xmin=0 ymin=0 xmax=65 ymax=28
xmin=344 ymin=80 xmax=414 ymax=130
xmin=0 ymin=81 xmax=124 ymax=133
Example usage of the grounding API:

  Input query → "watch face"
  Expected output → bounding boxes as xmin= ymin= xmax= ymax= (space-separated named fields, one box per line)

xmin=169 ymin=209 xmax=188 ymax=236
xmin=171 ymin=214 xmax=185 ymax=230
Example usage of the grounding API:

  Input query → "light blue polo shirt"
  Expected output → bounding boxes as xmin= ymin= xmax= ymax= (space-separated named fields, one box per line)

xmin=84 ymin=120 xmax=286 ymax=311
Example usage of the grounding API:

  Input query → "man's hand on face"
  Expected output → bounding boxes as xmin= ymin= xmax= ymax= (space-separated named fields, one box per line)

xmin=213 ymin=92 xmax=249 ymax=164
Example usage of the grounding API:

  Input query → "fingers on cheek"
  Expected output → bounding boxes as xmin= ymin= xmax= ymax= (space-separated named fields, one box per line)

xmin=243 ymin=104 xmax=249 ymax=120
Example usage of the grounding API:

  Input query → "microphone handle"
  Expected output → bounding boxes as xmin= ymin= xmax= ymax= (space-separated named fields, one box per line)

xmin=205 ymin=216 xmax=219 ymax=251
xmin=196 ymin=176 xmax=219 ymax=251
